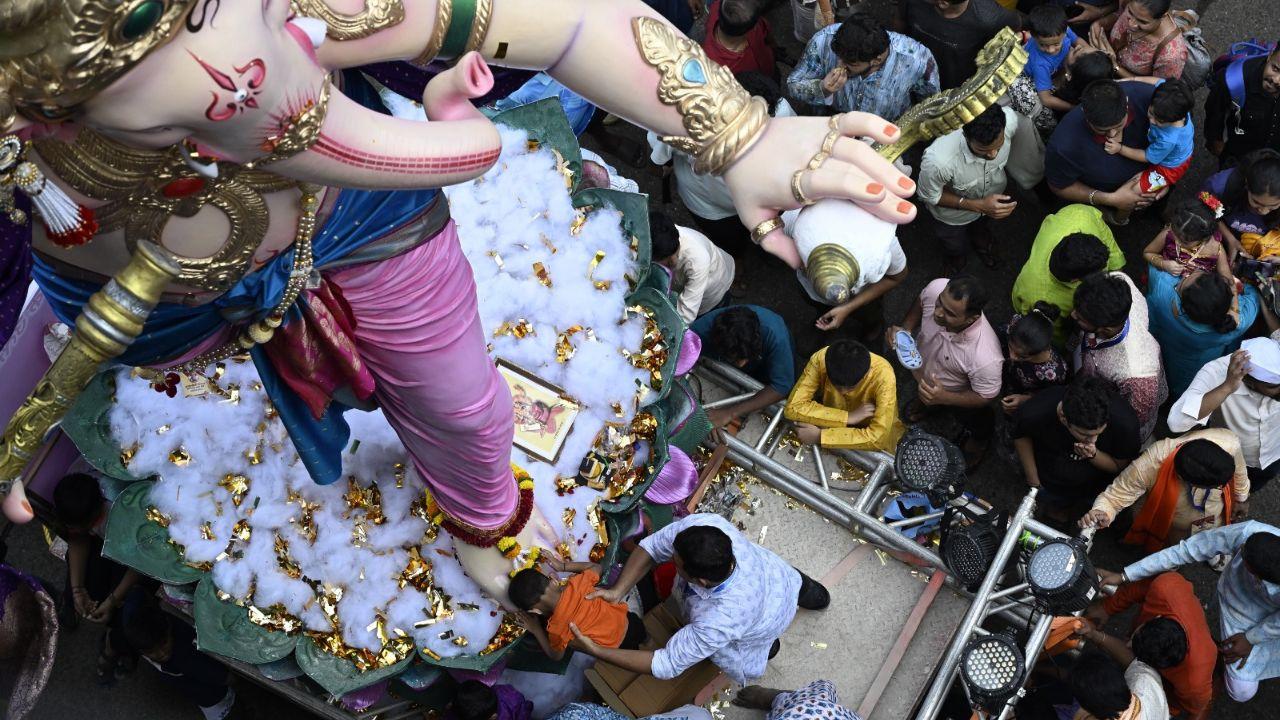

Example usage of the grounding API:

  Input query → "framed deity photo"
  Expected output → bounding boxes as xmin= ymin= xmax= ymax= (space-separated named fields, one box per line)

xmin=496 ymin=359 xmax=580 ymax=464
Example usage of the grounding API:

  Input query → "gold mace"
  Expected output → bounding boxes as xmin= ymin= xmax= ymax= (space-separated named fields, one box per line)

xmin=0 ymin=241 xmax=180 ymax=500
xmin=805 ymin=27 xmax=1028 ymax=302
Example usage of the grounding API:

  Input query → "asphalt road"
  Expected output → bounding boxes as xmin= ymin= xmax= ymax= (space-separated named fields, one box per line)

xmin=6 ymin=1 xmax=1280 ymax=718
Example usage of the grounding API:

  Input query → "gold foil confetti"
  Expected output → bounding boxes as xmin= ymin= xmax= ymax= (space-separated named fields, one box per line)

xmin=200 ymin=522 xmax=215 ymax=541
xmin=810 ymin=642 xmax=828 ymax=650
xmin=555 ymin=475 xmax=577 ymax=495
xmin=244 ymin=441 xmax=263 ymax=465
xmin=562 ymin=508 xmax=576 ymax=528
xmin=593 ymin=280 xmax=612 ymax=291
xmin=458 ymin=603 xmax=481 ymax=612
xmin=144 ymin=506 xmax=170 ymax=528
xmin=486 ymin=250 xmax=504 ymax=269
xmin=493 ymin=319 xmax=536 ymax=339
xmin=587 ymin=250 xmax=606 ymax=282
xmin=273 ymin=534 xmax=302 ymax=579
xmin=120 ymin=442 xmax=140 ymax=467
xmin=540 ymin=234 xmax=558 ymax=254
xmin=758 ymin=525 xmax=769 ymax=544
xmin=155 ymin=424 xmax=172 ymax=435
xmin=394 ymin=463 xmax=406 ymax=489
xmin=451 ymin=635 xmax=469 ymax=647
xmin=398 ymin=547 xmax=434 ymax=591
xmin=533 ymin=262 xmax=552 ymax=287
xmin=611 ymin=402 xmax=625 ymax=418
xmin=219 ymin=473 xmax=250 ymax=507
xmin=570 ymin=213 xmax=587 ymax=235
xmin=555 ymin=541 xmax=573 ymax=560
xmin=555 ymin=325 xmax=584 ymax=363
xmin=168 ymin=447 xmax=191 ymax=466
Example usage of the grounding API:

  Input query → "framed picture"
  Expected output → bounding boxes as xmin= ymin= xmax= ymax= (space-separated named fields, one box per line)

xmin=496 ymin=359 xmax=580 ymax=464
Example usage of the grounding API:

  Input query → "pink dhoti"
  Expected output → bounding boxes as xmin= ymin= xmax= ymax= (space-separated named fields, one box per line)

xmin=329 ymin=222 xmax=519 ymax=536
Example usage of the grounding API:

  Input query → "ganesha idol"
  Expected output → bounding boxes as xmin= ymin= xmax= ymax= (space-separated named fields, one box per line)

xmin=0 ymin=0 xmax=925 ymax=596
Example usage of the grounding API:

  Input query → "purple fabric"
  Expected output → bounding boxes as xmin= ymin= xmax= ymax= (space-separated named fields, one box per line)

xmin=675 ymin=330 xmax=701 ymax=376
xmin=0 ymin=562 xmax=58 ymax=720
xmin=496 ymin=684 xmax=534 ymax=720
xmin=340 ymin=680 xmax=389 ymax=711
xmin=645 ymin=446 xmax=699 ymax=505
xmin=361 ymin=62 xmax=538 ymax=107
xmin=0 ymin=564 xmax=42 ymax=622
xmin=0 ymin=193 xmax=34 ymax=351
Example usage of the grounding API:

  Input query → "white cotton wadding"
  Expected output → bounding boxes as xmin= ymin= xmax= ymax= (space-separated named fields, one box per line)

xmin=501 ymin=652 xmax=598 ymax=719
xmin=113 ymin=122 xmax=657 ymax=661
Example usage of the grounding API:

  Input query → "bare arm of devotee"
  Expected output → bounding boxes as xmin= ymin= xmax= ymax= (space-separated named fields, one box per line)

xmin=1050 ymin=179 xmax=1160 ymax=212
xmin=818 ymin=268 xmax=908 ymax=331
xmin=1081 ymin=626 xmax=1137 ymax=668
xmin=1087 ymin=439 xmax=1167 ymax=525
xmin=571 ymin=623 xmax=656 ymax=672
xmin=710 ymin=386 xmax=786 ymax=429
xmin=1014 ymin=437 xmax=1041 ymax=488
xmin=586 ymin=545 xmax=655 ymax=605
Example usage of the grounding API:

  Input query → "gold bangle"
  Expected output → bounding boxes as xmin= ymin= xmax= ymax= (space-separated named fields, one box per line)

xmin=413 ymin=0 xmax=453 ymax=66
xmin=634 ymin=18 xmax=770 ymax=176
xmin=464 ymin=0 xmax=494 ymax=54
xmin=792 ymin=169 xmax=813 ymax=206
xmin=750 ymin=217 xmax=785 ymax=245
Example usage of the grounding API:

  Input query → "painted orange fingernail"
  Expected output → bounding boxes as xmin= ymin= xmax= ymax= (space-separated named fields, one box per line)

xmin=898 ymin=176 xmax=915 ymax=190
xmin=866 ymin=182 xmax=884 ymax=195
xmin=897 ymin=201 xmax=913 ymax=214
xmin=884 ymin=124 xmax=899 ymax=137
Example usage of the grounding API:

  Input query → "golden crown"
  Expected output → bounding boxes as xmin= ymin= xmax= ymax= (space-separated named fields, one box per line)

xmin=0 ymin=0 xmax=195 ymax=130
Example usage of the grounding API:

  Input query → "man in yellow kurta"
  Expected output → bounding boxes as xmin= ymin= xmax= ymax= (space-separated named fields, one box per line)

xmin=784 ymin=340 xmax=906 ymax=453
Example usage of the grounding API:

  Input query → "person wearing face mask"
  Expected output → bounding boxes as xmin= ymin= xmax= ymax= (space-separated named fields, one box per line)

xmin=1205 ymin=47 xmax=1280 ymax=167
xmin=893 ymin=0 xmax=1021 ymax=90
xmin=1046 ymin=79 xmax=1165 ymax=217
xmin=787 ymin=13 xmax=940 ymax=120
xmin=1012 ymin=375 xmax=1141 ymax=526
xmin=886 ymin=275 xmax=1003 ymax=469
xmin=1169 ymin=333 xmax=1280 ymax=492
xmin=1069 ymin=272 xmax=1167 ymax=443
xmin=568 ymin=513 xmax=830 ymax=685
xmin=1099 ymin=523 xmax=1280 ymax=704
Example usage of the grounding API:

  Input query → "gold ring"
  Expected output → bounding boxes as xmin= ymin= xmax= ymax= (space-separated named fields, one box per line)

xmin=821 ymin=129 xmax=840 ymax=156
xmin=807 ymin=151 xmax=829 ymax=171
xmin=750 ymin=217 xmax=785 ymax=245
xmin=828 ymin=114 xmax=842 ymax=131
xmin=791 ymin=169 xmax=813 ymax=206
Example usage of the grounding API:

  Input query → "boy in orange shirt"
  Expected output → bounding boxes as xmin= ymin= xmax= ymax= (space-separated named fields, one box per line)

xmin=508 ymin=557 xmax=646 ymax=660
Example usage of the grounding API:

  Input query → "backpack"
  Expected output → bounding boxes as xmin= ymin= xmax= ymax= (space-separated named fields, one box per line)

xmin=1212 ymin=39 xmax=1278 ymax=111
xmin=1170 ymin=10 xmax=1213 ymax=89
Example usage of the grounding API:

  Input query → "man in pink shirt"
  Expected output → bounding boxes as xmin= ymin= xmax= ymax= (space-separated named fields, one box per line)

xmin=887 ymin=276 xmax=1003 ymax=467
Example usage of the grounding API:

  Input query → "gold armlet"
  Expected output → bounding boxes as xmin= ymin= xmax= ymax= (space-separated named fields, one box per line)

xmin=632 ymin=17 xmax=768 ymax=176
xmin=289 ymin=0 xmax=406 ymax=41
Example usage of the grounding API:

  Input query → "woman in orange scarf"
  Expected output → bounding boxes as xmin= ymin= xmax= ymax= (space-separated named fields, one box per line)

xmin=1079 ymin=432 xmax=1251 ymax=551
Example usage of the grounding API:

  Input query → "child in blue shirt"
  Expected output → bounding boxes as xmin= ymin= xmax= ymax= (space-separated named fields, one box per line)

xmin=1023 ymin=5 xmax=1084 ymax=114
xmin=1105 ymin=79 xmax=1195 ymax=194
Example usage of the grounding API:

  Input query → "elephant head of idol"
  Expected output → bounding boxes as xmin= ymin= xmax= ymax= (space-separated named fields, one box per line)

xmin=0 ymin=0 xmax=500 ymax=189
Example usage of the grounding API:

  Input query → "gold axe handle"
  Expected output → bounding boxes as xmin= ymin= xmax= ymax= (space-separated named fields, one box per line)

xmin=875 ymin=27 xmax=1029 ymax=163
xmin=0 ymin=241 xmax=181 ymax=495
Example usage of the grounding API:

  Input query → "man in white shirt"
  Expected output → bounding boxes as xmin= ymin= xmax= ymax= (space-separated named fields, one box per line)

xmin=1168 ymin=334 xmax=1280 ymax=491
xmin=651 ymin=211 xmax=736 ymax=324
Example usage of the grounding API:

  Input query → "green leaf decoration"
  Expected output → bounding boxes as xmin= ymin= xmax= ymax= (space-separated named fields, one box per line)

xmin=61 ymin=372 xmax=146 ymax=483
xmin=622 ymin=287 xmax=686 ymax=407
xmin=102 ymin=482 xmax=204 ymax=585
xmin=491 ymin=97 xmax=583 ymax=188
xmin=296 ymin=637 xmax=412 ymax=696
xmin=420 ymin=629 xmax=522 ymax=672
xmin=657 ymin=377 xmax=712 ymax=455
xmin=193 ymin=578 xmax=298 ymax=665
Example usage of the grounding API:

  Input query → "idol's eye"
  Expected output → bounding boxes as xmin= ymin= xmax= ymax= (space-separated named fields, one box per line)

xmin=118 ymin=0 xmax=167 ymax=42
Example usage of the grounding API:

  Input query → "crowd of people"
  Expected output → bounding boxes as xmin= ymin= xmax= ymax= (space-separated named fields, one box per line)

xmin=7 ymin=1 xmax=1280 ymax=720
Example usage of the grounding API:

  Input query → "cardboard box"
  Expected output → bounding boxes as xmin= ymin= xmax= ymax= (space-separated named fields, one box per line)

xmin=585 ymin=601 xmax=724 ymax=718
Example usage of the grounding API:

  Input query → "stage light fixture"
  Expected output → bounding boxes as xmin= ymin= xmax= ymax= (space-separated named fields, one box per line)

xmin=1027 ymin=539 xmax=1098 ymax=613
xmin=960 ymin=633 xmax=1026 ymax=711
xmin=893 ymin=430 xmax=965 ymax=503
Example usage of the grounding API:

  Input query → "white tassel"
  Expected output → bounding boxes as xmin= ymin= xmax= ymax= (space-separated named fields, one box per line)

xmin=13 ymin=161 xmax=97 ymax=246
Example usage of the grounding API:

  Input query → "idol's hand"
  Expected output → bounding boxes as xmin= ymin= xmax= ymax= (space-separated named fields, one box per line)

xmin=722 ymin=113 xmax=917 ymax=269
